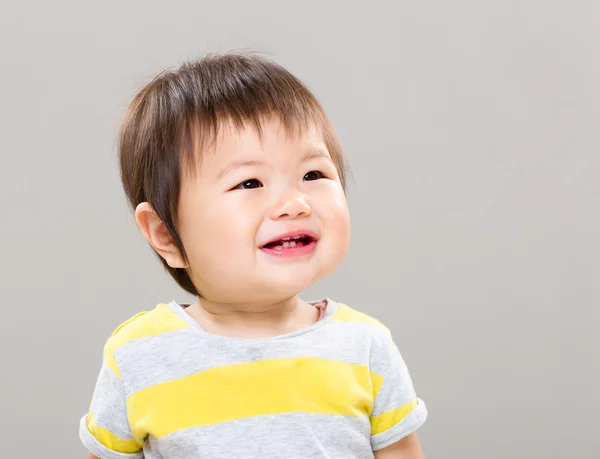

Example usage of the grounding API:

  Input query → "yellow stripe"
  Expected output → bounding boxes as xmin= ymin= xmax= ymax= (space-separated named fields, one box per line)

xmin=104 ymin=304 xmax=189 ymax=377
xmin=371 ymin=372 xmax=384 ymax=399
xmin=104 ymin=345 xmax=121 ymax=378
xmin=127 ymin=357 xmax=375 ymax=439
xmin=332 ymin=304 xmax=390 ymax=334
xmin=86 ymin=412 xmax=143 ymax=454
xmin=370 ymin=397 xmax=419 ymax=435
xmin=109 ymin=304 xmax=189 ymax=348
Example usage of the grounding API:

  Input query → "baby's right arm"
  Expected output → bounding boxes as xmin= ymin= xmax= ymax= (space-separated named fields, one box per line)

xmin=79 ymin=335 xmax=145 ymax=458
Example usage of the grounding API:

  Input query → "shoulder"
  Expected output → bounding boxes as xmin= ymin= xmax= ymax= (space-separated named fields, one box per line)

xmin=104 ymin=302 xmax=189 ymax=357
xmin=331 ymin=302 xmax=390 ymax=331
xmin=329 ymin=301 xmax=394 ymax=345
xmin=329 ymin=302 xmax=414 ymax=383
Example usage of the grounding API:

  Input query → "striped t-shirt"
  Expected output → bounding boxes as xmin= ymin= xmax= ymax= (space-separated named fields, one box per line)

xmin=79 ymin=299 xmax=427 ymax=459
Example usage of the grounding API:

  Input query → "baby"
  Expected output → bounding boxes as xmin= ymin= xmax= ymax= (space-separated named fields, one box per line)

xmin=79 ymin=52 xmax=427 ymax=459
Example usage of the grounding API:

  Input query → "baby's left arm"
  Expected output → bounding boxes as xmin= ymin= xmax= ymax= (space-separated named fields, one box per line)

xmin=368 ymin=327 xmax=428 ymax=456
xmin=373 ymin=432 xmax=425 ymax=459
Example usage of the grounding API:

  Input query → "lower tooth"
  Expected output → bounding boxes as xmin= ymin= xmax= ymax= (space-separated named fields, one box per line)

xmin=289 ymin=241 xmax=296 ymax=247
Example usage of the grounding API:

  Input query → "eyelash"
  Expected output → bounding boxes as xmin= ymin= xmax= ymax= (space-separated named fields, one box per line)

xmin=303 ymin=170 xmax=325 ymax=181
xmin=233 ymin=179 xmax=263 ymax=190
xmin=232 ymin=170 xmax=326 ymax=190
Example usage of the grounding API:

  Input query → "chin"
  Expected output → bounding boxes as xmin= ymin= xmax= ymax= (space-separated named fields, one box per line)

xmin=263 ymin=270 xmax=322 ymax=296
xmin=257 ymin=247 xmax=346 ymax=294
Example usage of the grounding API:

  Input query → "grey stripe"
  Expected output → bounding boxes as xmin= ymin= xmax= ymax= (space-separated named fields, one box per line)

xmin=147 ymin=412 xmax=373 ymax=459
xmin=115 ymin=320 xmax=385 ymax=396
xmin=370 ymin=338 xmax=417 ymax=416
xmin=90 ymin=363 xmax=137 ymax=440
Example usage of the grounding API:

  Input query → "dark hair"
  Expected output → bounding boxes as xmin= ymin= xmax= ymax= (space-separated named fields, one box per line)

xmin=118 ymin=51 xmax=349 ymax=296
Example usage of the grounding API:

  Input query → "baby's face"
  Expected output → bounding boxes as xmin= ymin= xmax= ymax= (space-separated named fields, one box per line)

xmin=177 ymin=116 xmax=350 ymax=304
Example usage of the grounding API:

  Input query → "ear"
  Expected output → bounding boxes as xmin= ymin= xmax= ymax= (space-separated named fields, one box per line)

xmin=135 ymin=202 xmax=188 ymax=268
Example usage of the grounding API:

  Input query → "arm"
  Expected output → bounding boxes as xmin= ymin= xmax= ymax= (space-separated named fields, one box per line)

xmin=79 ymin=339 xmax=144 ymax=459
xmin=374 ymin=432 xmax=425 ymax=459
xmin=369 ymin=328 xmax=428 ymax=455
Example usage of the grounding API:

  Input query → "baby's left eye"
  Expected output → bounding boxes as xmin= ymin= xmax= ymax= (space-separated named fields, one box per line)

xmin=303 ymin=171 xmax=325 ymax=181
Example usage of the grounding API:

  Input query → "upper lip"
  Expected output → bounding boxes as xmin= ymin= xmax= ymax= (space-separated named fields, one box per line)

xmin=260 ymin=230 xmax=319 ymax=248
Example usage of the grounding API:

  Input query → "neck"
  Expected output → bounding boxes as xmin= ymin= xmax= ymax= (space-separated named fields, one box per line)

xmin=195 ymin=295 xmax=301 ymax=323
xmin=186 ymin=295 xmax=320 ymax=339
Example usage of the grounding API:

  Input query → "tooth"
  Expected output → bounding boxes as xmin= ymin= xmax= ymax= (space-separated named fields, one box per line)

xmin=283 ymin=241 xmax=290 ymax=248
xmin=289 ymin=241 xmax=296 ymax=247
xmin=282 ymin=237 xmax=290 ymax=241
xmin=275 ymin=246 xmax=283 ymax=250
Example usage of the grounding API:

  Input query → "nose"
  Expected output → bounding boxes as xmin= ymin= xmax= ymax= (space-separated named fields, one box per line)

xmin=271 ymin=191 xmax=312 ymax=220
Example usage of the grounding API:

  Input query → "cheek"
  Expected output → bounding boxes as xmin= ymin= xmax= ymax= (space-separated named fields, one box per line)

xmin=184 ymin=198 xmax=261 ymax=261
xmin=319 ymin=188 xmax=351 ymax=246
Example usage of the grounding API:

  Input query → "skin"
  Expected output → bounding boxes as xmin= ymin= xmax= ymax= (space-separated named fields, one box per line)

xmin=138 ymin=116 xmax=352 ymax=338
xmin=87 ymin=116 xmax=424 ymax=458
xmin=373 ymin=432 xmax=425 ymax=459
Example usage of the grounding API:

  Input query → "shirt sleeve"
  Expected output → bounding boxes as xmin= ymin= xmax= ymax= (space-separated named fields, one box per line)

xmin=369 ymin=331 xmax=428 ymax=451
xmin=79 ymin=340 xmax=144 ymax=459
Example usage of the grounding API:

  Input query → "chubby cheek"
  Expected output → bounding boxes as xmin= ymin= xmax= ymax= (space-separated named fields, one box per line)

xmin=184 ymin=201 xmax=259 ymax=270
xmin=320 ymin=191 xmax=351 ymax=259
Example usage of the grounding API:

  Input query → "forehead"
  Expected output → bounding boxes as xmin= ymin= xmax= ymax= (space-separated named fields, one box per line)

xmin=204 ymin=116 xmax=329 ymax=165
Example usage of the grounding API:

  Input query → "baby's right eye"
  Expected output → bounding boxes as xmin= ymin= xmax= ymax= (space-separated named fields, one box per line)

xmin=233 ymin=179 xmax=263 ymax=190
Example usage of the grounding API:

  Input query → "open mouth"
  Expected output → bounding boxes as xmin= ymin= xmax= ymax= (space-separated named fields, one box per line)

xmin=260 ymin=232 xmax=319 ymax=257
xmin=262 ymin=235 xmax=314 ymax=249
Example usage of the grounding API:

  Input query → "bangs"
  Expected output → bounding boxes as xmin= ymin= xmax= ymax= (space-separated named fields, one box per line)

xmin=180 ymin=108 xmax=328 ymax=174
xmin=172 ymin=54 xmax=337 ymax=180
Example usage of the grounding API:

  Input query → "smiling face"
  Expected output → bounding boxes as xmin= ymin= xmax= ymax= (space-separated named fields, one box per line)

xmin=176 ymin=116 xmax=351 ymax=305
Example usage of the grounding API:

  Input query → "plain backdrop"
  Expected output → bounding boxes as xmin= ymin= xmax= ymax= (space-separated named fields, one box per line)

xmin=0 ymin=1 xmax=598 ymax=458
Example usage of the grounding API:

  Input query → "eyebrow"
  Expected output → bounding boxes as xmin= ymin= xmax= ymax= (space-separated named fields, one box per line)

xmin=217 ymin=160 xmax=266 ymax=180
xmin=302 ymin=151 xmax=331 ymax=162
xmin=217 ymin=150 xmax=332 ymax=180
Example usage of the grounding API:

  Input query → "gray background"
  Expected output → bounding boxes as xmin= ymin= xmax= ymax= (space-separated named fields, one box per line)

xmin=0 ymin=0 xmax=597 ymax=458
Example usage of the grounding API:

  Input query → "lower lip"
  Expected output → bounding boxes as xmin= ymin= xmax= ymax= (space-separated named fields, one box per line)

xmin=260 ymin=240 xmax=318 ymax=258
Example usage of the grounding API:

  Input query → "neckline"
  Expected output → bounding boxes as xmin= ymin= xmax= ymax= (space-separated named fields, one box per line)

xmin=166 ymin=298 xmax=339 ymax=342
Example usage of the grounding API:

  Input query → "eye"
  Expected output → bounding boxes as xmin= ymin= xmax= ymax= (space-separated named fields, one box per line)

xmin=303 ymin=170 xmax=325 ymax=181
xmin=233 ymin=179 xmax=263 ymax=190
